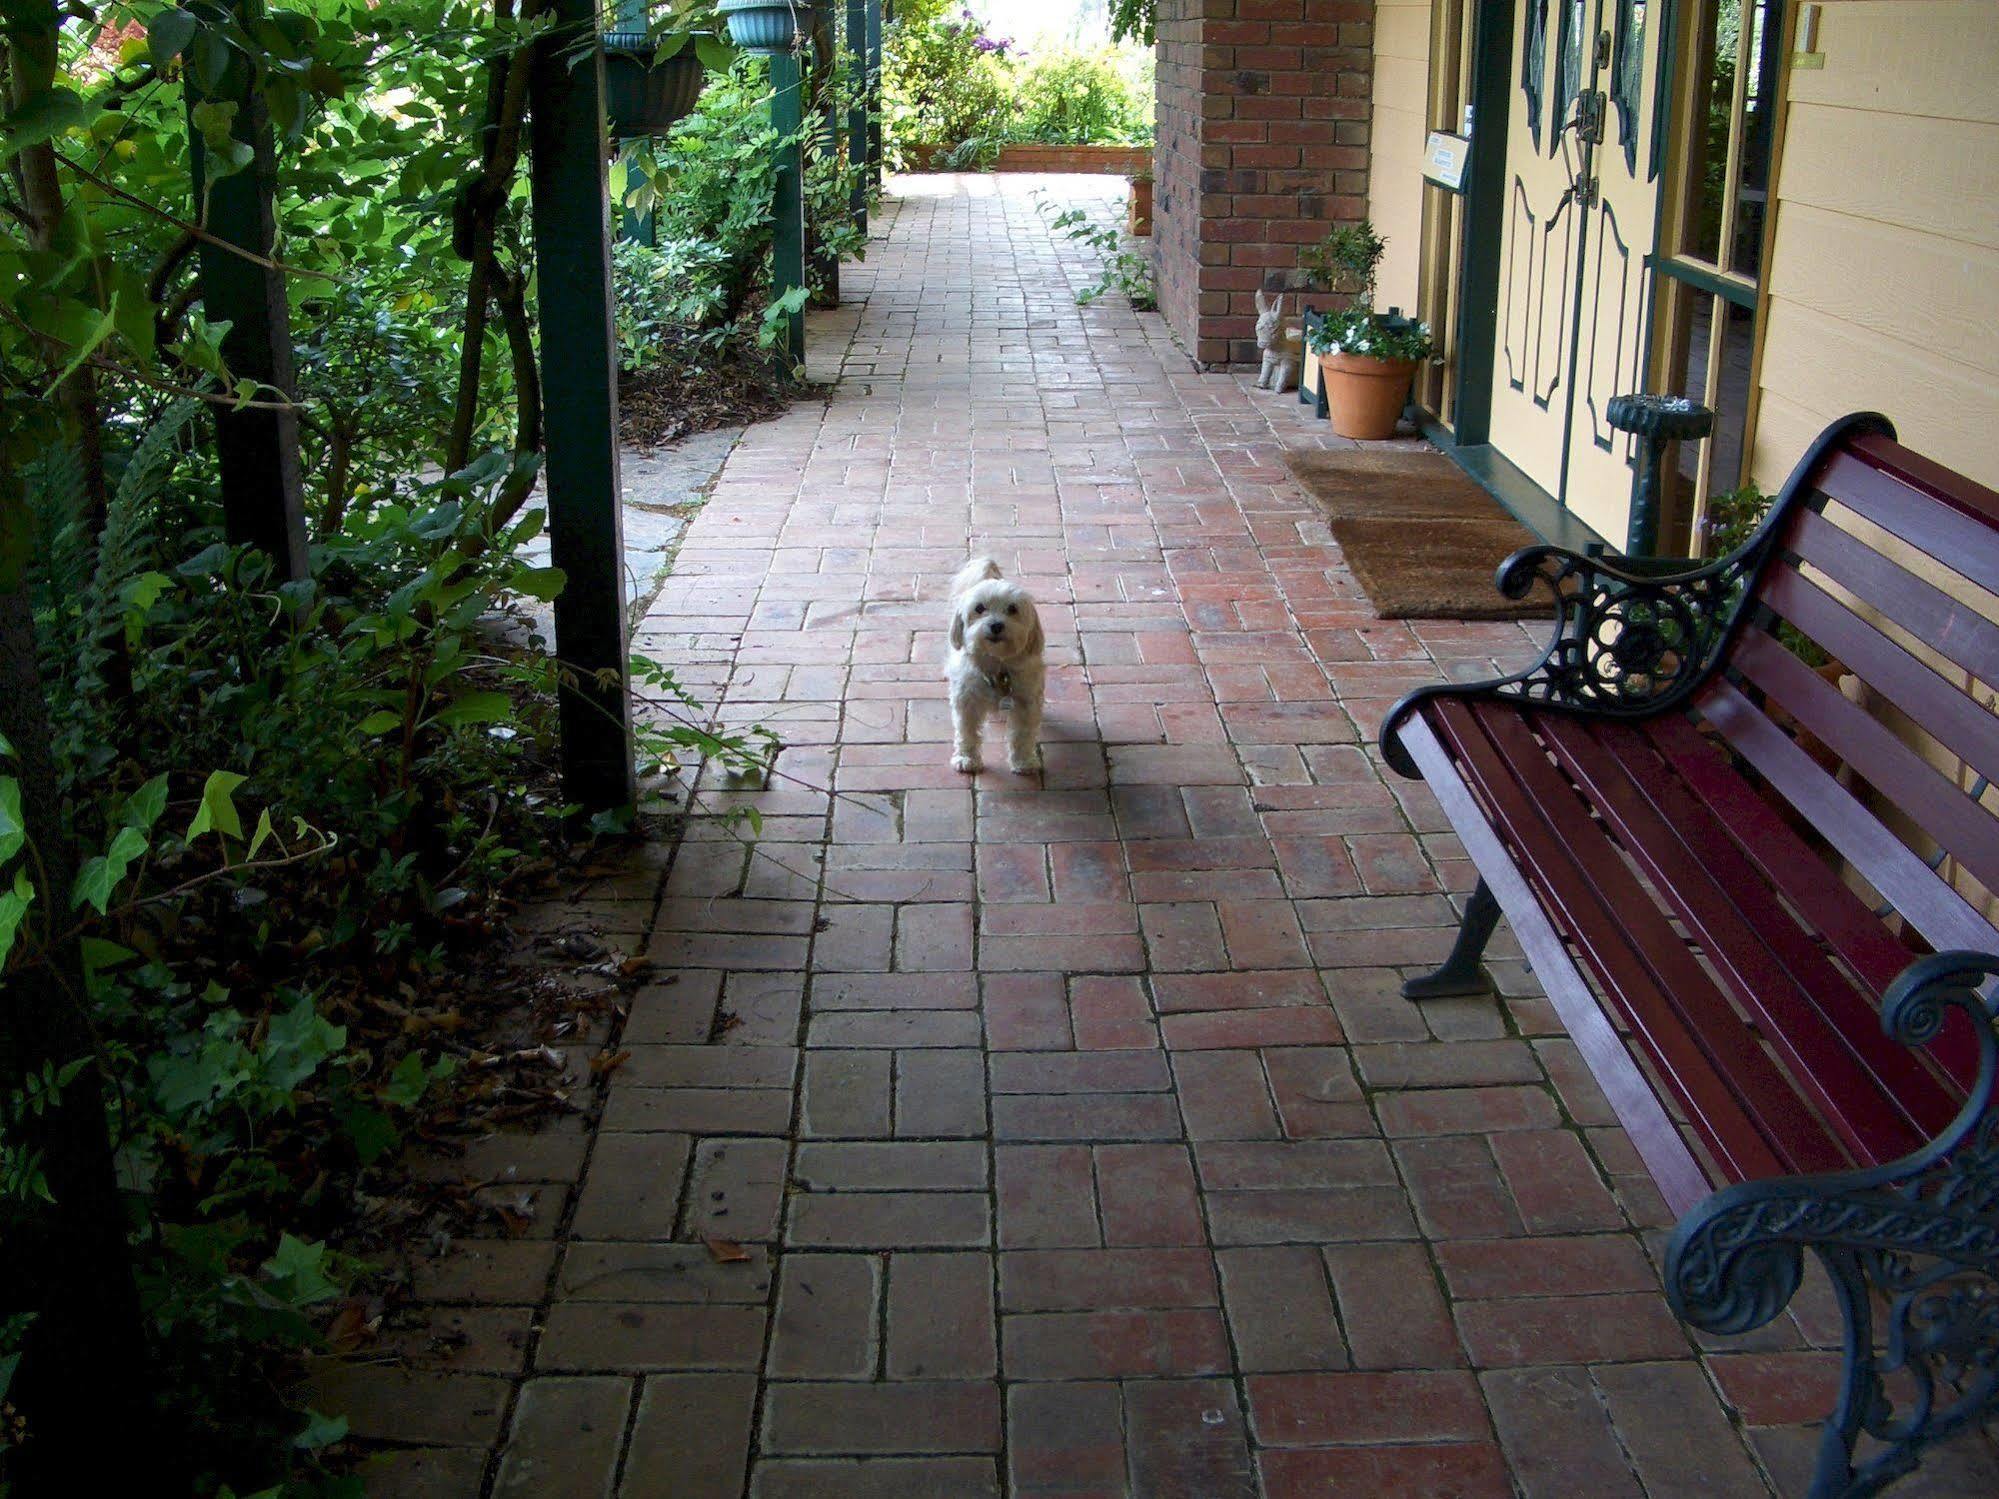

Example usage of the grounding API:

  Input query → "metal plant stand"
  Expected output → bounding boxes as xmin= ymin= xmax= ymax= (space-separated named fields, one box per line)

xmin=1608 ymin=392 xmax=1714 ymax=558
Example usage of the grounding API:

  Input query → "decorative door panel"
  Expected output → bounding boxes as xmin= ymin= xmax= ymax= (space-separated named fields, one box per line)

xmin=1486 ymin=0 xmax=1582 ymax=500
xmin=1484 ymin=0 xmax=1663 ymax=545
xmin=1565 ymin=0 xmax=1663 ymax=544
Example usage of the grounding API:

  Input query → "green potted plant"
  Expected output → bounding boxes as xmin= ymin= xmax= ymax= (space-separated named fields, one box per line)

xmin=1301 ymin=222 xmax=1432 ymax=439
xmin=1127 ymin=165 xmax=1153 ymax=237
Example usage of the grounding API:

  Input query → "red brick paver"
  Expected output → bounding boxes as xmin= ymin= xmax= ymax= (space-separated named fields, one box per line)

xmin=346 ymin=176 xmax=1999 ymax=1497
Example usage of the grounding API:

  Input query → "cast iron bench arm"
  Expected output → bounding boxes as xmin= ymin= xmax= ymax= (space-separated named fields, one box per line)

xmin=1378 ymin=536 xmax=1771 ymax=775
xmin=1664 ymin=950 xmax=1999 ymax=1499
xmin=1379 ymin=411 xmax=1897 ymax=779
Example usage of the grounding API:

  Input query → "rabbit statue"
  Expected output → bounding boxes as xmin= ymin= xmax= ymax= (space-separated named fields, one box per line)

xmin=1254 ymin=290 xmax=1299 ymax=393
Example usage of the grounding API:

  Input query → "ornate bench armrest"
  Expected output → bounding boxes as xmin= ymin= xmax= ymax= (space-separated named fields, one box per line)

xmin=1662 ymin=950 xmax=1999 ymax=1498
xmin=1381 ymin=536 xmax=1775 ymax=778
xmin=1380 ymin=411 xmax=1896 ymax=781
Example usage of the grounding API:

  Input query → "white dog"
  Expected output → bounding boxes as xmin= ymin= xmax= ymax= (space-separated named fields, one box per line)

xmin=944 ymin=557 xmax=1045 ymax=774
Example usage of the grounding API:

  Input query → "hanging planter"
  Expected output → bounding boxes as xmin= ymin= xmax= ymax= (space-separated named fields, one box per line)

xmin=716 ymin=0 xmax=813 ymax=53
xmin=604 ymin=32 xmax=708 ymax=139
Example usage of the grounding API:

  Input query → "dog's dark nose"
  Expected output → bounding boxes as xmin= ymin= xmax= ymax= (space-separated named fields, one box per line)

xmin=987 ymin=621 xmax=1006 ymax=638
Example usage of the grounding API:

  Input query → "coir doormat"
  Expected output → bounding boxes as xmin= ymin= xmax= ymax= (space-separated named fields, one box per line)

xmin=1283 ymin=447 xmax=1554 ymax=621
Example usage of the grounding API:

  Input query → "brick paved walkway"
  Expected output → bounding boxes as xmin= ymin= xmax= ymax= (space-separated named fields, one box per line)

xmin=350 ymin=176 xmax=1999 ymax=1498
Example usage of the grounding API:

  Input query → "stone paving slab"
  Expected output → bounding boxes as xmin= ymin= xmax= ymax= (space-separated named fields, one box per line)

xmin=337 ymin=175 xmax=1999 ymax=1497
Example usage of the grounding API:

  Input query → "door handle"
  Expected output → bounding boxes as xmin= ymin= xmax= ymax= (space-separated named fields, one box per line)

xmin=1576 ymin=91 xmax=1606 ymax=147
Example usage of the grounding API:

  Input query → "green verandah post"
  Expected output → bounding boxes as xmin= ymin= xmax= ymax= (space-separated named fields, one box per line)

xmin=867 ymin=0 xmax=884 ymax=189
xmin=185 ymin=0 xmax=309 ymax=582
xmin=529 ymin=0 xmax=637 ymax=813
xmin=770 ymin=44 xmax=808 ymax=366
xmin=846 ymin=0 xmax=868 ymax=232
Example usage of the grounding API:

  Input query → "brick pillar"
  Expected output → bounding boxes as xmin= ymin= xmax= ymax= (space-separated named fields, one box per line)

xmin=1151 ymin=1 xmax=1375 ymax=368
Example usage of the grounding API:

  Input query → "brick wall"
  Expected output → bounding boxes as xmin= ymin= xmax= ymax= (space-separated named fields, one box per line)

xmin=1150 ymin=0 xmax=1376 ymax=367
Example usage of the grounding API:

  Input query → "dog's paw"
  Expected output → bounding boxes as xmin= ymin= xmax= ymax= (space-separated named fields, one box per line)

xmin=950 ymin=753 xmax=980 ymax=774
xmin=1007 ymin=750 xmax=1041 ymax=774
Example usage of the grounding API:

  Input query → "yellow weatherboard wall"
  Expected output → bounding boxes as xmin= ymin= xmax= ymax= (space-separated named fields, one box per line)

xmin=1749 ymin=1 xmax=1999 ymax=494
xmin=1368 ymin=0 xmax=1433 ymax=314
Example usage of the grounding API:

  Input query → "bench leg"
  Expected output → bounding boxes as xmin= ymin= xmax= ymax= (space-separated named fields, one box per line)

xmin=1401 ymin=879 xmax=1501 ymax=1000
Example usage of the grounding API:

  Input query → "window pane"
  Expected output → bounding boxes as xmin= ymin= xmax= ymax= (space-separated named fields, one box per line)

xmin=1672 ymin=294 xmax=1714 ymax=496
xmin=1708 ymin=300 xmax=1756 ymax=494
xmin=1730 ymin=0 xmax=1780 ymax=277
xmin=1661 ymin=287 xmax=1754 ymax=550
xmin=1679 ymin=0 xmax=1736 ymax=264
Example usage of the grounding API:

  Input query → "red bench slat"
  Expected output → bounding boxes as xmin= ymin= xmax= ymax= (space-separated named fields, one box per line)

xmin=1635 ymin=713 xmax=1982 ymax=1087
xmin=1758 ymin=565 xmax=1999 ymax=788
xmin=1784 ymin=508 xmax=1999 ymax=688
xmin=1431 ymin=698 xmax=1831 ymax=1180
xmin=1850 ymin=431 xmax=1999 ymax=534
xmin=1725 ymin=631 xmax=1999 ymax=897
xmin=1694 ymin=680 xmax=1999 ymax=957
xmin=1816 ymin=448 xmax=1999 ymax=598
xmin=1392 ymin=713 xmax=1715 ymax=1212
xmin=1546 ymin=716 xmax=1958 ymax=1161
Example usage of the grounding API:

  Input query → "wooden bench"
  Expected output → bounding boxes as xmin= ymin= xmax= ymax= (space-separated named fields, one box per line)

xmin=1380 ymin=413 xmax=1999 ymax=1498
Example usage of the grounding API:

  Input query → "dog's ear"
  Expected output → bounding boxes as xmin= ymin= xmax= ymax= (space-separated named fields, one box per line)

xmin=1021 ymin=603 xmax=1045 ymax=660
xmin=949 ymin=607 xmax=966 ymax=651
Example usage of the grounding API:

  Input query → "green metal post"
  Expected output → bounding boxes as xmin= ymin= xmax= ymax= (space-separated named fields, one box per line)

xmin=529 ymin=0 xmax=636 ymax=813
xmin=185 ymin=0 xmax=308 ymax=581
xmin=847 ymin=0 xmax=868 ymax=232
xmin=770 ymin=48 xmax=808 ymax=367
xmin=867 ymin=0 xmax=884 ymax=188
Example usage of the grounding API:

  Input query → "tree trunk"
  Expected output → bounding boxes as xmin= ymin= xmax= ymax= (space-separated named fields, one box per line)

xmin=0 ymin=581 xmax=159 ymax=1490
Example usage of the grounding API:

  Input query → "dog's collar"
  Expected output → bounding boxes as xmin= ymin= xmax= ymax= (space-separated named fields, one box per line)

xmin=981 ymin=667 xmax=1013 ymax=698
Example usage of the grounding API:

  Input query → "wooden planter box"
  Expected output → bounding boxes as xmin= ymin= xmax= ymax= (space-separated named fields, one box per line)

xmin=1128 ymin=177 xmax=1153 ymax=236
xmin=1299 ymin=307 xmax=1330 ymax=418
xmin=900 ymin=142 xmax=1154 ymax=176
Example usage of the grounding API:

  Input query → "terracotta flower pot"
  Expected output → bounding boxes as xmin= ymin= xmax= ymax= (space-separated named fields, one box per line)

xmin=1127 ymin=177 xmax=1153 ymax=237
xmin=1320 ymin=352 xmax=1418 ymax=440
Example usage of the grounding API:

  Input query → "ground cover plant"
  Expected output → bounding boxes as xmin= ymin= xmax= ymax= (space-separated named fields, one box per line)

xmin=0 ymin=2 xmax=811 ymax=1490
xmin=1036 ymin=190 xmax=1155 ymax=311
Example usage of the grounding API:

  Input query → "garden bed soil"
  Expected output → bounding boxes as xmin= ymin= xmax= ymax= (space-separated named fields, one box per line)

xmin=618 ymin=332 xmax=797 ymax=449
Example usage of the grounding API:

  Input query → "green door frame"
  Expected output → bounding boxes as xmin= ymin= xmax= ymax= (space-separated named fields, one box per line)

xmin=1448 ymin=0 xmax=1515 ymax=450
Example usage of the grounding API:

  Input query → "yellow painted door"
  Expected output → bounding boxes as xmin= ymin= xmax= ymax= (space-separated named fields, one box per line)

xmin=1565 ymin=0 xmax=1664 ymax=542
xmin=1487 ymin=0 xmax=1585 ymax=500
xmin=1486 ymin=0 xmax=1664 ymax=545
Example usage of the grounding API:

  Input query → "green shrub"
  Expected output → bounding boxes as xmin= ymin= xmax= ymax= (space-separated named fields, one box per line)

xmin=883 ymin=11 xmax=1017 ymax=155
xmin=1702 ymin=481 xmax=1769 ymax=558
xmin=1011 ymin=47 xmax=1154 ymax=146
xmin=618 ymin=54 xmax=870 ymax=350
xmin=884 ymin=14 xmax=1153 ymax=156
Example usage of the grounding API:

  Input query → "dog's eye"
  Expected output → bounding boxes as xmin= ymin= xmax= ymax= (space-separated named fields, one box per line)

xmin=1006 ymin=605 xmax=1018 ymax=615
xmin=971 ymin=603 xmax=985 ymax=615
